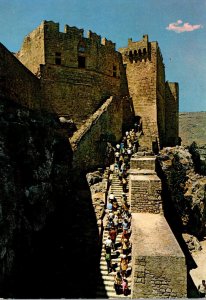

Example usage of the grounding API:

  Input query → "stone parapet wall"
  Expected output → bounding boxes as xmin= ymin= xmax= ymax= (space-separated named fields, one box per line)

xmin=40 ymin=64 xmax=126 ymax=122
xmin=0 ymin=43 xmax=41 ymax=110
xmin=131 ymin=213 xmax=187 ymax=298
xmin=70 ymin=96 xmax=123 ymax=176
xmin=15 ymin=22 xmax=45 ymax=76
xmin=165 ymin=82 xmax=179 ymax=146
xmin=130 ymin=156 xmax=156 ymax=170
xmin=129 ymin=171 xmax=162 ymax=214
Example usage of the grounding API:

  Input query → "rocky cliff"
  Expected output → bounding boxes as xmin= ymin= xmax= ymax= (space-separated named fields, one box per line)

xmin=0 ymin=97 xmax=100 ymax=298
xmin=157 ymin=146 xmax=206 ymax=240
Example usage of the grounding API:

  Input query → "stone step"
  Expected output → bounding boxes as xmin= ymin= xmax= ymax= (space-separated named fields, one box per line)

xmin=96 ymin=289 xmax=130 ymax=299
xmin=97 ymin=282 xmax=131 ymax=293
xmin=100 ymin=261 xmax=132 ymax=269
xmin=96 ymin=166 xmax=132 ymax=300
xmin=102 ymin=236 xmax=123 ymax=242
xmin=99 ymin=268 xmax=132 ymax=277
xmin=99 ymin=275 xmax=132 ymax=285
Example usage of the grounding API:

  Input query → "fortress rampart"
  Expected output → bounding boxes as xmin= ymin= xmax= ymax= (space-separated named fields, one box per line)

xmin=129 ymin=156 xmax=187 ymax=298
xmin=13 ymin=21 xmax=179 ymax=151
xmin=16 ymin=21 xmax=129 ymax=124
xmin=70 ymin=96 xmax=123 ymax=176
xmin=119 ymin=36 xmax=178 ymax=151
xmin=165 ymin=82 xmax=179 ymax=145
xmin=0 ymin=20 xmax=187 ymax=299
xmin=0 ymin=43 xmax=41 ymax=110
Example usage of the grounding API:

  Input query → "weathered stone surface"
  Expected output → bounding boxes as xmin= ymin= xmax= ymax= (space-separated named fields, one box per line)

xmin=157 ymin=146 xmax=206 ymax=239
xmin=131 ymin=213 xmax=187 ymax=298
xmin=0 ymin=97 xmax=75 ymax=297
xmin=70 ymin=96 xmax=123 ymax=176
xmin=182 ymin=233 xmax=202 ymax=252
xmin=16 ymin=21 xmax=129 ymax=124
xmin=86 ymin=169 xmax=109 ymax=235
xmin=129 ymin=157 xmax=162 ymax=214
xmin=119 ymin=35 xmax=179 ymax=151
xmin=0 ymin=43 xmax=41 ymax=110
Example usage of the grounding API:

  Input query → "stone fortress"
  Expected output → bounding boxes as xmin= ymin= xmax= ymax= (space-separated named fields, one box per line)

xmin=11 ymin=20 xmax=178 ymax=152
xmin=0 ymin=20 xmax=187 ymax=298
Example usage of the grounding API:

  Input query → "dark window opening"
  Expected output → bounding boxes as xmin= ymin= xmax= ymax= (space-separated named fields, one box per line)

xmin=129 ymin=50 xmax=133 ymax=58
xmin=78 ymin=56 xmax=86 ymax=68
xmin=129 ymin=50 xmax=133 ymax=62
xmin=55 ymin=52 xmax=61 ymax=65
xmin=143 ymin=48 xmax=147 ymax=55
xmin=55 ymin=57 xmax=61 ymax=65
xmin=78 ymin=41 xmax=86 ymax=53
xmin=113 ymin=65 xmax=117 ymax=77
xmin=138 ymin=49 xmax=142 ymax=56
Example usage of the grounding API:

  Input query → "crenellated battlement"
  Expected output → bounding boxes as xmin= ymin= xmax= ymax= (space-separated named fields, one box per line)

xmin=119 ymin=34 xmax=150 ymax=63
xmin=41 ymin=20 xmax=116 ymax=51
xmin=13 ymin=21 xmax=178 ymax=153
xmin=101 ymin=37 xmax=116 ymax=50
xmin=64 ymin=24 xmax=84 ymax=38
xmin=87 ymin=30 xmax=101 ymax=45
xmin=43 ymin=20 xmax=60 ymax=33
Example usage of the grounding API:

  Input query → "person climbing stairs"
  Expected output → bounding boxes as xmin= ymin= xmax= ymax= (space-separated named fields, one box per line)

xmin=96 ymin=170 xmax=132 ymax=298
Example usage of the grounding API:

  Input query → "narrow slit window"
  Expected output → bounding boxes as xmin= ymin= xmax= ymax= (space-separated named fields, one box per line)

xmin=78 ymin=56 xmax=86 ymax=68
xmin=55 ymin=52 xmax=61 ymax=65
xmin=113 ymin=65 xmax=117 ymax=77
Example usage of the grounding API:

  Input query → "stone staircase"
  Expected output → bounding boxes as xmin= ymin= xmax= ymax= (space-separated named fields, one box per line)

xmin=96 ymin=172 xmax=132 ymax=298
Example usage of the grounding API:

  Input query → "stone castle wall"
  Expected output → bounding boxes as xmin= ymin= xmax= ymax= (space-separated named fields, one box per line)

xmin=119 ymin=36 xmax=179 ymax=151
xmin=129 ymin=157 xmax=162 ymax=214
xmin=40 ymin=64 xmax=125 ymax=123
xmin=156 ymin=47 xmax=166 ymax=149
xmin=130 ymin=157 xmax=187 ymax=298
xmin=165 ymin=82 xmax=179 ymax=146
xmin=119 ymin=37 xmax=158 ymax=151
xmin=14 ymin=22 xmax=178 ymax=146
xmin=15 ymin=22 xmax=45 ymax=76
xmin=0 ymin=43 xmax=41 ymax=110
xmin=70 ymin=96 xmax=123 ymax=176
xmin=16 ymin=21 xmax=129 ymax=123
xmin=131 ymin=214 xmax=187 ymax=298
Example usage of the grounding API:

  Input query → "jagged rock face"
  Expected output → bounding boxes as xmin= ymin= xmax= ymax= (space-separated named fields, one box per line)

xmin=0 ymin=98 xmax=73 ymax=297
xmin=157 ymin=146 xmax=206 ymax=239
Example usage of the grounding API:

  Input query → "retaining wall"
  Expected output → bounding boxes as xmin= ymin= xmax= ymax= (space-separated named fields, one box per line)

xmin=131 ymin=213 xmax=187 ymax=298
xmin=130 ymin=156 xmax=187 ymax=298
xmin=70 ymin=96 xmax=123 ymax=176
xmin=0 ymin=43 xmax=41 ymax=109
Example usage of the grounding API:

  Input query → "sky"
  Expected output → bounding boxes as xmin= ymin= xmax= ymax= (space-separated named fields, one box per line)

xmin=0 ymin=0 xmax=206 ymax=112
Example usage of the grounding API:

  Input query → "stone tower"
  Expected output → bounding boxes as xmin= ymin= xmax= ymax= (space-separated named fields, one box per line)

xmin=119 ymin=35 xmax=179 ymax=151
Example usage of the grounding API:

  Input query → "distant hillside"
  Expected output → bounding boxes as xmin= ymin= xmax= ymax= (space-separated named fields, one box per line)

xmin=179 ymin=112 xmax=206 ymax=146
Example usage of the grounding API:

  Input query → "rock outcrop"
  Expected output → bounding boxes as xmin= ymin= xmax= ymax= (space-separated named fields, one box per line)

xmin=157 ymin=146 xmax=206 ymax=240
xmin=0 ymin=97 xmax=74 ymax=296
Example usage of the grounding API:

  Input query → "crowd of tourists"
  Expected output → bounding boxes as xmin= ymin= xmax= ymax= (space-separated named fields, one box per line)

xmin=104 ymin=191 xmax=131 ymax=296
xmin=103 ymin=126 xmax=140 ymax=296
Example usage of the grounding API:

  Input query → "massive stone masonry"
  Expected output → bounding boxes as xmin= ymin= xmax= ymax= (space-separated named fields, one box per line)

xmin=13 ymin=20 xmax=179 ymax=152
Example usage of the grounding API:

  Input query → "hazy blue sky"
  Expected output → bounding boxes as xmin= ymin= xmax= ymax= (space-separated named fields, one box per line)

xmin=0 ymin=0 xmax=206 ymax=112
